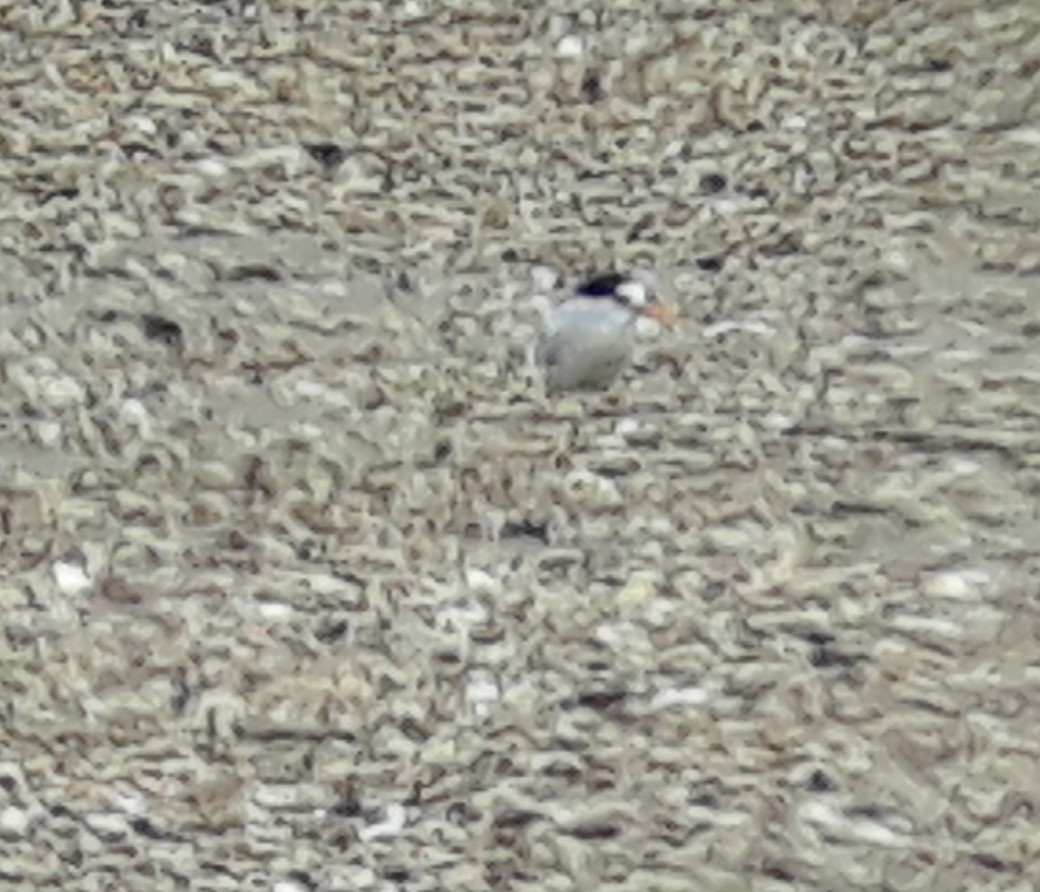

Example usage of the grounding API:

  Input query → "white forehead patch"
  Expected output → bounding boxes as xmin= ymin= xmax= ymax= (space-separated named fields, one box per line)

xmin=616 ymin=279 xmax=648 ymax=308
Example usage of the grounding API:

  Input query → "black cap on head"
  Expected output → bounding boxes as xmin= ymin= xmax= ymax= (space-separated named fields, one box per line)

xmin=575 ymin=272 xmax=627 ymax=297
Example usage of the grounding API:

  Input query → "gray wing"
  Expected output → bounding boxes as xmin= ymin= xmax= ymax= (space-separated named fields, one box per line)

xmin=536 ymin=302 xmax=635 ymax=391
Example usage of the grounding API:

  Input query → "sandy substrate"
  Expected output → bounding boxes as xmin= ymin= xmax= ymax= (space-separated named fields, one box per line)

xmin=2 ymin=2 xmax=1040 ymax=890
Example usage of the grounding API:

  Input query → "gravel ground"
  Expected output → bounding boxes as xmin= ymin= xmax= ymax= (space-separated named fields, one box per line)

xmin=2 ymin=2 xmax=1040 ymax=890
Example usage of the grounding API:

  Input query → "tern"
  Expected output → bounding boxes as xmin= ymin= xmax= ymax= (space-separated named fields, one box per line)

xmin=535 ymin=272 xmax=678 ymax=393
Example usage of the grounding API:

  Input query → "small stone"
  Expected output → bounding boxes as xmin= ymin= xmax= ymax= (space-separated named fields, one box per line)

xmin=555 ymin=34 xmax=584 ymax=58
xmin=464 ymin=567 xmax=500 ymax=596
xmin=651 ymin=686 xmax=712 ymax=709
xmin=36 ymin=420 xmax=63 ymax=447
xmin=616 ymin=572 xmax=657 ymax=608
xmin=359 ymin=804 xmax=406 ymax=840
xmin=922 ymin=569 xmax=988 ymax=600
xmin=127 ymin=115 xmax=157 ymax=136
xmin=98 ymin=576 xmax=142 ymax=605
xmin=256 ymin=601 xmax=293 ymax=620
xmin=52 ymin=560 xmax=92 ymax=596
xmin=530 ymin=265 xmax=560 ymax=293
xmin=466 ymin=671 xmax=500 ymax=717
xmin=119 ymin=399 xmax=153 ymax=437
xmin=0 ymin=806 xmax=29 ymax=839
xmin=84 ymin=812 xmax=128 ymax=839
xmin=39 ymin=373 xmax=86 ymax=408
xmin=197 ymin=157 xmax=229 ymax=178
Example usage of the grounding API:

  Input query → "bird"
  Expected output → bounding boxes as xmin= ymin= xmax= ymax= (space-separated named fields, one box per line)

xmin=534 ymin=272 xmax=678 ymax=393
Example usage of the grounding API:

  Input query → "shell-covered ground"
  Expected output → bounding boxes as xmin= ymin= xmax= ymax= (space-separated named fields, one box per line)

xmin=2 ymin=2 xmax=1040 ymax=890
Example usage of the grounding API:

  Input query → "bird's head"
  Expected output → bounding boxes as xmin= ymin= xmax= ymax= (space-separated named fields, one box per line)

xmin=575 ymin=272 xmax=678 ymax=326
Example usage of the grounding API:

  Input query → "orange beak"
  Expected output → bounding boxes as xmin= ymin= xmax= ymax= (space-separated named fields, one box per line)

xmin=640 ymin=303 xmax=679 ymax=327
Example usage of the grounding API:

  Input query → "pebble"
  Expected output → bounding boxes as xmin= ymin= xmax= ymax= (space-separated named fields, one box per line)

xmin=555 ymin=34 xmax=584 ymax=58
xmin=52 ymin=560 xmax=92 ymax=596
xmin=0 ymin=807 xmax=30 ymax=839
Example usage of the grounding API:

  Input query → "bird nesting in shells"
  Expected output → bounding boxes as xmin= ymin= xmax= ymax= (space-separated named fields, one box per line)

xmin=535 ymin=272 xmax=678 ymax=392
